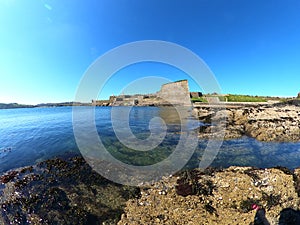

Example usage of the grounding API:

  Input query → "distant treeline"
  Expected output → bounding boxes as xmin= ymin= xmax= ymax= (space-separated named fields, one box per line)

xmin=0 ymin=103 xmax=35 ymax=109
xmin=36 ymin=102 xmax=91 ymax=107
xmin=0 ymin=102 xmax=91 ymax=109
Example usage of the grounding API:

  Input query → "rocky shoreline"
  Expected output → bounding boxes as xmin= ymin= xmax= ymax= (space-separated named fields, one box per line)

xmin=0 ymin=101 xmax=299 ymax=224
xmin=1 ymin=154 xmax=300 ymax=224
xmin=194 ymin=100 xmax=300 ymax=142
xmin=119 ymin=166 xmax=300 ymax=225
xmin=0 ymin=154 xmax=140 ymax=225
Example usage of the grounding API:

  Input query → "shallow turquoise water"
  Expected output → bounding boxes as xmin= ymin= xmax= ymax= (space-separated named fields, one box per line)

xmin=0 ymin=106 xmax=300 ymax=173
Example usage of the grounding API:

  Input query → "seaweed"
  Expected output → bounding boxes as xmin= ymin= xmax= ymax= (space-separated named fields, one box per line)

xmin=244 ymin=169 xmax=260 ymax=182
xmin=230 ymin=200 xmax=238 ymax=209
xmin=240 ymin=192 xmax=281 ymax=213
xmin=239 ymin=198 xmax=260 ymax=213
xmin=0 ymin=171 xmax=18 ymax=184
xmin=274 ymin=166 xmax=293 ymax=175
xmin=175 ymin=169 xmax=215 ymax=197
xmin=0 ymin=155 xmax=140 ymax=224
xmin=204 ymin=201 xmax=218 ymax=217
xmin=261 ymin=192 xmax=281 ymax=210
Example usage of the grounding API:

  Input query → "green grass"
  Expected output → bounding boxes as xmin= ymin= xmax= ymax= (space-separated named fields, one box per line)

xmin=191 ymin=97 xmax=208 ymax=103
xmin=191 ymin=94 xmax=299 ymax=103
xmin=191 ymin=94 xmax=267 ymax=103
xmin=226 ymin=94 xmax=267 ymax=102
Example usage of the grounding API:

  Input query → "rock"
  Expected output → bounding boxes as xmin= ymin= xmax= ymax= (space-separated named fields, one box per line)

xmin=118 ymin=167 xmax=300 ymax=225
xmin=0 ymin=171 xmax=18 ymax=184
xmin=0 ymin=155 xmax=140 ymax=224
xmin=2 ymin=159 xmax=299 ymax=224
xmin=196 ymin=104 xmax=300 ymax=142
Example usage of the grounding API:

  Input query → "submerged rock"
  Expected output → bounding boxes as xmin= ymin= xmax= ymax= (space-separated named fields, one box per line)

xmin=0 ymin=154 xmax=140 ymax=225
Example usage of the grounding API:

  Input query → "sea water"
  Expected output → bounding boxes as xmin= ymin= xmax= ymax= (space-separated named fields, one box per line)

xmin=0 ymin=106 xmax=300 ymax=173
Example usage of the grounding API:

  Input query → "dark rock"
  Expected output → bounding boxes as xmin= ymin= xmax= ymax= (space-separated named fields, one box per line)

xmin=0 ymin=171 xmax=18 ymax=184
xmin=279 ymin=208 xmax=300 ymax=225
xmin=0 ymin=155 xmax=140 ymax=224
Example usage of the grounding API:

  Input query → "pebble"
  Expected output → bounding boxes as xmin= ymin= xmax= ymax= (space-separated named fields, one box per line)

xmin=159 ymin=190 xmax=166 ymax=195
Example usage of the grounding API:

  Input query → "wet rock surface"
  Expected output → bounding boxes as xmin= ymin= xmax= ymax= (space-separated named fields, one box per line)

xmin=0 ymin=154 xmax=140 ymax=225
xmin=195 ymin=102 xmax=300 ymax=142
xmin=118 ymin=166 xmax=300 ymax=225
xmin=2 ymin=155 xmax=300 ymax=224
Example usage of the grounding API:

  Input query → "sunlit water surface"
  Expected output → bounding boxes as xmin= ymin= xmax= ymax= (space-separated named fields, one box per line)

xmin=0 ymin=106 xmax=300 ymax=173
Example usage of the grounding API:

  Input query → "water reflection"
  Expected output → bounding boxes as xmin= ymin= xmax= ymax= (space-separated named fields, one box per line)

xmin=1 ymin=107 xmax=300 ymax=174
xmin=191 ymin=137 xmax=300 ymax=169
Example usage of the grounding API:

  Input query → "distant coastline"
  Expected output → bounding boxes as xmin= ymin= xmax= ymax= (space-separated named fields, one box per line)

xmin=1 ymin=90 xmax=298 ymax=110
xmin=0 ymin=102 xmax=91 ymax=110
xmin=0 ymin=96 xmax=297 ymax=110
xmin=0 ymin=103 xmax=35 ymax=109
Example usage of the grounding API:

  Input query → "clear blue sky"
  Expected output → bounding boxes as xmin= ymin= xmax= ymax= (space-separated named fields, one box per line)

xmin=0 ymin=0 xmax=299 ymax=104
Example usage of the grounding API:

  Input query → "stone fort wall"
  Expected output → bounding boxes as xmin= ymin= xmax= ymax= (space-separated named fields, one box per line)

xmin=157 ymin=80 xmax=191 ymax=106
xmin=92 ymin=80 xmax=191 ymax=106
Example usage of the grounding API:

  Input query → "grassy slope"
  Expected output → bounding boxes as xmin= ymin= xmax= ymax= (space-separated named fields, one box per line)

xmin=191 ymin=94 xmax=286 ymax=103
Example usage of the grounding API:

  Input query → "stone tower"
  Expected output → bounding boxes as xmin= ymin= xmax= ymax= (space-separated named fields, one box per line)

xmin=157 ymin=80 xmax=191 ymax=106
